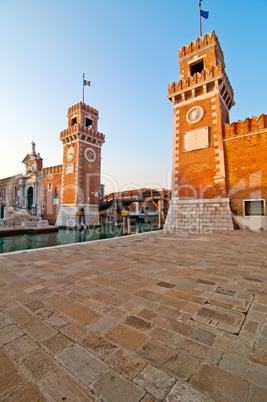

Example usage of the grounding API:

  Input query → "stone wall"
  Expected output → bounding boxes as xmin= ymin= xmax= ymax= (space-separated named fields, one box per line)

xmin=164 ymin=198 xmax=234 ymax=233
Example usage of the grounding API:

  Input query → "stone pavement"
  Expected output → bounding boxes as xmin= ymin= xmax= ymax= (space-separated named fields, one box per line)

xmin=0 ymin=229 xmax=267 ymax=401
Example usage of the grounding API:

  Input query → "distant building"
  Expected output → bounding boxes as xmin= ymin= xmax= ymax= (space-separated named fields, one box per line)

xmin=165 ymin=31 xmax=267 ymax=231
xmin=0 ymin=102 xmax=105 ymax=226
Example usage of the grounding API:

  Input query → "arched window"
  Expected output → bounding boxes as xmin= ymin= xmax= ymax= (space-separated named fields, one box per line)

xmin=14 ymin=185 xmax=17 ymax=199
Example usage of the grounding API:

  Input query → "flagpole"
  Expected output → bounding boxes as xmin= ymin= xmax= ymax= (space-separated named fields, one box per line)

xmin=82 ymin=73 xmax=85 ymax=103
xmin=199 ymin=2 xmax=202 ymax=37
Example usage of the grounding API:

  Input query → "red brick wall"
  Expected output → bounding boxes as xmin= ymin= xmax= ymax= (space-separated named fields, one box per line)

xmin=223 ymin=115 xmax=267 ymax=215
xmin=42 ymin=166 xmax=62 ymax=223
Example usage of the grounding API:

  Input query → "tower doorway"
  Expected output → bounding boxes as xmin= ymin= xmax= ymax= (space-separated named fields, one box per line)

xmin=27 ymin=187 xmax=33 ymax=211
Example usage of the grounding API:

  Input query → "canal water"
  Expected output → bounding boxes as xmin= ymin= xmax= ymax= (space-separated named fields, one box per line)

xmin=0 ymin=223 xmax=159 ymax=254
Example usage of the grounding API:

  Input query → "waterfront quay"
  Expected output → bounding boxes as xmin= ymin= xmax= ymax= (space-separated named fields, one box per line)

xmin=0 ymin=229 xmax=267 ymax=401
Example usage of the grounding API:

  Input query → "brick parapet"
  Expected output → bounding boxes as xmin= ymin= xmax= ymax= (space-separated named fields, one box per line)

xmin=68 ymin=102 xmax=99 ymax=118
xmin=223 ymin=114 xmax=267 ymax=139
xmin=42 ymin=165 xmax=63 ymax=176
xmin=179 ymin=31 xmax=221 ymax=59
xmin=60 ymin=124 xmax=105 ymax=143
xmin=168 ymin=64 xmax=223 ymax=94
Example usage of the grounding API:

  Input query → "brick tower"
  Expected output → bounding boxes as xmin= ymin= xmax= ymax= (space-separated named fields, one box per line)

xmin=56 ymin=102 xmax=105 ymax=227
xmin=165 ymin=31 xmax=235 ymax=232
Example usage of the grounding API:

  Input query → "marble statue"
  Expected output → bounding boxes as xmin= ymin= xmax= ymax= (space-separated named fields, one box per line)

xmin=3 ymin=207 xmax=38 ymax=222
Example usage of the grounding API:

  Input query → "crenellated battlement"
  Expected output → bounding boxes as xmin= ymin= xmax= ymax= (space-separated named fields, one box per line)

xmin=60 ymin=124 xmax=105 ymax=142
xmin=42 ymin=164 xmax=63 ymax=175
xmin=68 ymin=102 xmax=99 ymax=117
xmin=168 ymin=63 xmax=223 ymax=95
xmin=223 ymin=114 xmax=267 ymax=139
xmin=179 ymin=31 xmax=222 ymax=59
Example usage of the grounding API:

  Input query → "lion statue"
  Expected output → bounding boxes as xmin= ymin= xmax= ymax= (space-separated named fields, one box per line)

xmin=3 ymin=207 xmax=37 ymax=222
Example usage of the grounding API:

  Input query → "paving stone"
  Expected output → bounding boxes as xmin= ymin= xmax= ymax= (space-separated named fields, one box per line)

xmin=80 ymin=332 xmax=117 ymax=359
xmin=0 ymin=348 xmax=26 ymax=396
xmin=105 ymin=348 xmax=146 ymax=379
xmin=39 ymin=367 xmax=96 ymax=401
xmin=45 ymin=312 xmax=72 ymax=328
xmin=247 ymin=346 xmax=267 ymax=366
xmin=150 ymin=326 xmax=182 ymax=347
xmin=20 ymin=348 xmax=58 ymax=381
xmin=219 ymin=353 xmax=267 ymax=387
xmin=207 ymin=288 xmax=253 ymax=312
xmin=4 ymin=381 xmax=45 ymax=401
xmin=161 ymin=350 xmax=199 ymax=380
xmin=24 ymin=300 xmax=44 ymax=312
xmin=190 ymin=363 xmax=249 ymax=401
xmin=165 ymin=381 xmax=213 ymax=401
xmin=60 ymin=321 xmax=91 ymax=341
xmin=192 ymin=304 xmax=245 ymax=334
xmin=93 ymin=369 xmax=145 ymax=402
xmin=44 ymin=294 xmax=72 ymax=308
xmin=23 ymin=284 xmax=44 ymax=293
xmin=125 ymin=315 xmax=152 ymax=330
xmin=0 ymin=315 xmax=13 ymax=329
xmin=156 ymin=281 xmax=176 ymax=289
xmin=153 ymin=315 xmax=194 ymax=336
xmin=24 ymin=322 xmax=58 ymax=342
xmin=59 ymin=303 xmax=101 ymax=325
xmin=213 ymin=335 xmax=247 ymax=357
xmin=189 ymin=328 xmax=216 ymax=346
xmin=180 ymin=337 xmax=222 ymax=365
xmin=136 ymin=338 xmax=178 ymax=367
xmin=0 ymin=323 xmax=24 ymax=344
xmin=106 ymin=324 xmax=148 ymax=351
xmin=247 ymin=384 xmax=267 ymax=402
xmin=56 ymin=343 xmax=107 ymax=386
xmin=134 ymin=364 xmax=176 ymax=400
xmin=135 ymin=289 xmax=163 ymax=302
xmin=42 ymin=333 xmax=73 ymax=354
xmin=5 ymin=335 xmax=39 ymax=362
xmin=138 ymin=308 xmax=158 ymax=321
xmin=7 ymin=306 xmax=33 ymax=323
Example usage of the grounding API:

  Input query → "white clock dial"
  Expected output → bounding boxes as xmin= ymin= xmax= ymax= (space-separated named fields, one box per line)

xmin=66 ymin=146 xmax=75 ymax=161
xmin=186 ymin=106 xmax=205 ymax=125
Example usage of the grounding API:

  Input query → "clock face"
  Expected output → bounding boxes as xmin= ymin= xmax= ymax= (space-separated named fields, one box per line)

xmin=84 ymin=147 xmax=96 ymax=162
xmin=66 ymin=146 xmax=75 ymax=161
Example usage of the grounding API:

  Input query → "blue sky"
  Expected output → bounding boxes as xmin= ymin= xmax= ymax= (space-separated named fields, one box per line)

xmin=0 ymin=0 xmax=266 ymax=194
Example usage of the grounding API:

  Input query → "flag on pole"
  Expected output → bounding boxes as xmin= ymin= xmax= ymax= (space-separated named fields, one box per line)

xmin=200 ymin=10 xmax=209 ymax=19
xmin=84 ymin=80 xmax=91 ymax=86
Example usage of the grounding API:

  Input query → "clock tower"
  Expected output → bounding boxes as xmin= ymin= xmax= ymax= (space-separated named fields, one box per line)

xmin=56 ymin=102 xmax=105 ymax=227
xmin=165 ymin=31 xmax=235 ymax=232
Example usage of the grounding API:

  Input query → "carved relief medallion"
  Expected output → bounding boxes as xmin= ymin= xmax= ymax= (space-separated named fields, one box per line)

xmin=186 ymin=106 xmax=205 ymax=125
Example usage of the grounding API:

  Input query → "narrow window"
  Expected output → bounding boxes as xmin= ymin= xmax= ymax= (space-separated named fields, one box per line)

xmin=48 ymin=182 xmax=52 ymax=191
xmin=190 ymin=60 xmax=204 ymax=76
xmin=14 ymin=185 xmax=17 ymax=199
xmin=85 ymin=117 xmax=92 ymax=128
xmin=244 ymin=200 xmax=265 ymax=216
xmin=3 ymin=188 xmax=6 ymax=200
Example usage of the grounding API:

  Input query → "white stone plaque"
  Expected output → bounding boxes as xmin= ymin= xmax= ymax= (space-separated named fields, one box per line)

xmin=184 ymin=127 xmax=209 ymax=152
xmin=65 ymin=162 xmax=75 ymax=175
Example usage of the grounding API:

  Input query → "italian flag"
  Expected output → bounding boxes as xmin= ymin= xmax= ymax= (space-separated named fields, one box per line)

xmin=84 ymin=80 xmax=91 ymax=86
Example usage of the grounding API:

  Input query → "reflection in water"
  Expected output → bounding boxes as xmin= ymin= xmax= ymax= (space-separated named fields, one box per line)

xmin=0 ymin=224 xmax=158 ymax=254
